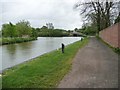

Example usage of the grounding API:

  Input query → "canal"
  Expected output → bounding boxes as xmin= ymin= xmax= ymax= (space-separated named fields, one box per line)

xmin=0 ymin=37 xmax=81 ymax=71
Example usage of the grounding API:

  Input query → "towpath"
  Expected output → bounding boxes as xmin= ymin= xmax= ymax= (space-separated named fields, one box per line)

xmin=58 ymin=37 xmax=118 ymax=88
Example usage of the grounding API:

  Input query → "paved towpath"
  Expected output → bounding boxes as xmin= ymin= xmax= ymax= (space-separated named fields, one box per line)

xmin=58 ymin=37 xmax=118 ymax=88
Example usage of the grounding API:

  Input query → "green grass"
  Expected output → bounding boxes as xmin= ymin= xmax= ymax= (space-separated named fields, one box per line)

xmin=1 ymin=37 xmax=37 ymax=45
xmin=0 ymin=76 xmax=1 ymax=89
xmin=2 ymin=38 xmax=89 ymax=88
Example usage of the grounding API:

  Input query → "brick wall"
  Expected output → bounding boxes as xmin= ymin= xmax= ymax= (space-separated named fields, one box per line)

xmin=99 ymin=22 xmax=120 ymax=48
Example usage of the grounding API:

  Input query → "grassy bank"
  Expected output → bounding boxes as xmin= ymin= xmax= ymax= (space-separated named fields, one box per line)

xmin=1 ymin=37 xmax=37 ymax=45
xmin=0 ymin=75 xmax=1 ymax=90
xmin=2 ymin=38 xmax=89 ymax=88
xmin=96 ymin=35 xmax=120 ymax=54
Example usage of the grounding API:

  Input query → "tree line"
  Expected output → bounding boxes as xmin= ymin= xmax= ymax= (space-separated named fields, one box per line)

xmin=35 ymin=26 xmax=69 ymax=37
xmin=2 ymin=20 xmax=37 ymax=38
xmin=74 ymin=0 xmax=120 ymax=34
xmin=1 ymin=20 xmax=70 ymax=38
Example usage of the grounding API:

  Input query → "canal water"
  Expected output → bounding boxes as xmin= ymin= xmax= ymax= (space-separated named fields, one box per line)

xmin=0 ymin=37 xmax=81 ymax=72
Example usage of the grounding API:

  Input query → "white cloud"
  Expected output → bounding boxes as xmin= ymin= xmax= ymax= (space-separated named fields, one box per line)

xmin=1 ymin=0 xmax=83 ymax=30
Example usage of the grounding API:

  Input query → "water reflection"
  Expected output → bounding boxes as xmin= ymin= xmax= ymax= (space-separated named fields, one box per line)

xmin=5 ymin=44 xmax=17 ymax=55
xmin=18 ymin=42 xmax=34 ymax=50
xmin=1 ymin=37 xmax=81 ymax=71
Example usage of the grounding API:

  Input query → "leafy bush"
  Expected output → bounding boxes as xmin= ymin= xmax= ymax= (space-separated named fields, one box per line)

xmin=2 ymin=20 xmax=37 ymax=38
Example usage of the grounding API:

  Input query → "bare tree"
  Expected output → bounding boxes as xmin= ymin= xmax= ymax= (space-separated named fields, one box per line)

xmin=74 ymin=0 xmax=120 ymax=33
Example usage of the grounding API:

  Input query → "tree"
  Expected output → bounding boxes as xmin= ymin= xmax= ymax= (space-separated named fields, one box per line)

xmin=114 ymin=12 xmax=120 ymax=24
xmin=15 ymin=20 xmax=32 ymax=37
xmin=46 ymin=23 xmax=54 ymax=29
xmin=74 ymin=28 xmax=78 ymax=31
xmin=2 ymin=22 xmax=17 ymax=37
xmin=74 ymin=0 xmax=119 ymax=33
xmin=41 ymin=26 xmax=48 ymax=29
xmin=31 ymin=28 xmax=38 ymax=37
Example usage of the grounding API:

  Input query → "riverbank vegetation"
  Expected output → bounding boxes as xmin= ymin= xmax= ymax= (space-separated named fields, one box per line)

xmin=1 ymin=37 xmax=37 ymax=45
xmin=36 ymin=26 xmax=69 ymax=37
xmin=1 ymin=20 xmax=81 ymax=45
xmin=1 ymin=20 xmax=38 ymax=45
xmin=2 ymin=20 xmax=37 ymax=38
xmin=74 ymin=25 xmax=97 ymax=36
xmin=2 ymin=38 xmax=89 ymax=88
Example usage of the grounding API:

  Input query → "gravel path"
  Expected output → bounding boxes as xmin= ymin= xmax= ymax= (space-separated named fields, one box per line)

xmin=58 ymin=37 xmax=118 ymax=88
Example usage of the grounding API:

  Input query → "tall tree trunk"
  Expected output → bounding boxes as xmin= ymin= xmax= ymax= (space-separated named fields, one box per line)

xmin=97 ymin=1 xmax=101 ymax=33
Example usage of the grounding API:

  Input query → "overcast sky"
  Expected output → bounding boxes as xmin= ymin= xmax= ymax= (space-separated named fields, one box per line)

xmin=0 ymin=0 xmax=84 ymax=30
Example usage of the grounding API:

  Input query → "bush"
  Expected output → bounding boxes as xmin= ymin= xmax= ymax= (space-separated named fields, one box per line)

xmin=114 ymin=48 xmax=120 ymax=54
xmin=1 ymin=37 xmax=37 ymax=45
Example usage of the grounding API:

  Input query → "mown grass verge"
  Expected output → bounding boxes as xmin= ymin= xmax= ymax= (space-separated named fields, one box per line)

xmin=96 ymin=35 xmax=120 ymax=54
xmin=2 ymin=38 xmax=89 ymax=88
xmin=0 ymin=75 xmax=1 ymax=90
xmin=1 ymin=37 xmax=37 ymax=45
